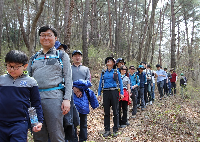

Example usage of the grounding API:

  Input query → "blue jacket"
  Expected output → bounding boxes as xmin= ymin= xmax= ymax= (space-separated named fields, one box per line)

xmin=73 ymin=79 xmax=99 ymax=114
xmin=136 ymin=72 xmax=146 ymax=88
xmin=98 ymin=69 xmax=124 ymax=95
xmin=129 ymin=73 xmax=140 ymax=87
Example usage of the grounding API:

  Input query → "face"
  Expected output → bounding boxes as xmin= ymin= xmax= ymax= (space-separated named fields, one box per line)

xmin=117 ymin=62 xmax=124 ymax=68
xmin=129 ymin=67 xmax=135 ymax=74
xmin=39 ymin=29 xmax=57 ymax=49
xmin=106 ymin=59 xmax=115 ymax=67
xmin=139 ymin=68 xmax=143 ymax=73
xmin=72 ymin=53 xmax=82 ymax=64
xmin=157 ymin=67 xmax=160 ymax=70
xmin=120 ymin=67 xmax=127 ymax=75
xmin=6 ymin=62 xmax=28 ymax=79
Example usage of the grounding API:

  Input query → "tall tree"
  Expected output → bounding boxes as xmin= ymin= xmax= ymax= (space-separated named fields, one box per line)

xmin=0 ymin=0 xmax=4 ymax=58
xmin=142 ymin=0 xmax=159 ymax=62
xmin=171 ymin=0 xmax=176 ymax=68
xmin=82 ymin=0 xmax=89 ymax=65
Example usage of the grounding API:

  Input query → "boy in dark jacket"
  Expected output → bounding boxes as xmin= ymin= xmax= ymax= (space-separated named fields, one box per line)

xmin=136 ymin=65 xmax=147 ymax=111
xmin=0 ymin=50 xmax=43 ymax=142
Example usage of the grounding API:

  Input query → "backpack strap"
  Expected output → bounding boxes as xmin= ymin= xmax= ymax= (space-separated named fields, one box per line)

xmin=31 ymin=50 xmax=65 ymax=92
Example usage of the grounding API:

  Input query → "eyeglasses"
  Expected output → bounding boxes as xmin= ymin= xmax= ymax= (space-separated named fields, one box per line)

xmin=40 ymin=34 xmax=53 ymax=38
xmin=121 ymin=68 xmax=127 ymax=70
xmin=5 ymin=64 xmax=23 ymax=70
xmin=130 ymin=68 xmax=135 ymax=70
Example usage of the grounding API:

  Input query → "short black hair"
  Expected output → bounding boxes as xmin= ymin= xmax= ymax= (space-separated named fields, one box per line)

xmin=129 ymin=65 xmax=135 ymax=69
xmin=140 ymin=61 xmax=146 ymax=65
xmin=5 ymin=50 xmax=28 ymax=65
xmin=164 ymin=68 xmax=167 ymax=70
xmin=39 ymin=25 xmax=58 ymax=37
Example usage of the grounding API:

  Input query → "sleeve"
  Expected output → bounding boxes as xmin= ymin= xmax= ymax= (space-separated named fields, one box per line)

xmin=30 ymin=81 xmax=43 ymax=123
xmin=127 ymin=77 xmax=130 ymax=85
xmin=118 ymin=71 xmax=124 ymax=95
xmin=98 ymin=73 xmax=103 ymax=96
xmin=62 ymin=53 xmax=72 ymax=100
xmin=137 ymin=75 xmax=140 ymax=86
xmin=144 ymin=74 xmax=147 ymax=84
xmin=86 ymin=68 xmax=91 ymax=81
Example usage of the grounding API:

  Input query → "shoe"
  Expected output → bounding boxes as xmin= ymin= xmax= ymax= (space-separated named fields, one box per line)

xmin=146 ymin=103 xmax=148 ymax=106
xmin=120 ymin=125 xmax=126 ymax=128
xmin=126 ymin=122 xmax=130 ymax=126
xmin=150 ymin=101 xmax=152 ymax=105
xmin=103 ymin=131 xmax=111 ymax=137
xmin=137 ymin=104 xmax=140 ymax=108
xmin=141 ymin=108 xmax=145 ymax=111
xmin=113 ymin=131 xmax=118 ymax=137
xmin=131 ymin=115 xmax=136 ymax=119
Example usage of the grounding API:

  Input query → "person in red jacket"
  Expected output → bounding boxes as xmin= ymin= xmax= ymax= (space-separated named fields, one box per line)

xmin=170 ymin=69 xmax=177 ymax=95
xmin=118 ymin=65 xmax=131 ymax=128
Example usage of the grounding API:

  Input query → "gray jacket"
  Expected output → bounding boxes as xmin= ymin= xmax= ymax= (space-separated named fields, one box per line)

xmin=27 ymin=47 xmax=72 ymax=100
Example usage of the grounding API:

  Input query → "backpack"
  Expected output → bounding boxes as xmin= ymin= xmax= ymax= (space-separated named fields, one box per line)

xmin=30 ymin=50 xmax=65 ymax=92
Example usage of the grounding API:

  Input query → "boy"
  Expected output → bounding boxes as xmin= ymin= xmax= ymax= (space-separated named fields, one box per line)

xmin=0 ymin=50 xmax=43 ymax=142
xmin=136 ymin=65 xmax=146 ymax=111
xmin=129 ymin=65 xmax=140 ymax=118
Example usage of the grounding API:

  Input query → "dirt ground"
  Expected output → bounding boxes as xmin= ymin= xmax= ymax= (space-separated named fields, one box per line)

xmin=85 ymin=92 xmax=200 ymax=142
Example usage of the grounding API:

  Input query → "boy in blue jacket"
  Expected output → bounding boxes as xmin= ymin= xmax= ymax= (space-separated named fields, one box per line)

xmin=0 ymin=50 xmax=43 ymax=142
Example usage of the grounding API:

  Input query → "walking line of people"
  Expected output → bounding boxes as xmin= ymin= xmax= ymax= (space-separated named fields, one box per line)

xmin=0 ymin=25 xmax=187 ymax=142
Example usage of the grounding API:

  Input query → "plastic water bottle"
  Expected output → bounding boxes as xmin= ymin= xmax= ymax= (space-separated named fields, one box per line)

xmin=28 ymin=107 xmax=38 ymax=127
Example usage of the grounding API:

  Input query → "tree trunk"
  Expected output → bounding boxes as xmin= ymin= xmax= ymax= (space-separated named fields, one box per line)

xmin=0 ymin=0 xmax=4 ymax=58
xmin=143 ymin=0 xmax=159 ymax=63
xmin=82 ymin=0 xmax=89 ymax=65
xmin=14 ymin=0 xmax=30 ymax=52
xmin=108 ymin=0 xmax=112 ymax=53
xmin=171 ymin=0 xmax=176 ymax=69
xmin=137 ymin=0 xmax=151 ymax=62
xmin=29 ymin=0 xmax=45 ymax=55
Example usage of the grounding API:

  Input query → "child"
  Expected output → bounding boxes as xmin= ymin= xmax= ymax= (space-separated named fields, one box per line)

xmin=136 ymin=65 xmax=147 ymax=111
xmin=0 ymin=50 xmax=43 ymax=142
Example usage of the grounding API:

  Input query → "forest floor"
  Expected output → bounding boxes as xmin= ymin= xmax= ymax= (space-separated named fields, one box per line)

xmin=28 ymin=91 xmax=200 ymax=142
xmin=86 ymin=91 xmax=200 ymax=142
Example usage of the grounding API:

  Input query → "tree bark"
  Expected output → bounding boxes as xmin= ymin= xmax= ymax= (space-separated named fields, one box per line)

xmin=29 ymin=0 xmax=45 ymax=55
xmin=171 ymin=0 xmax=176 ymax=69
xmin=0 ymin=0 xmax=4 ymax=58
xmin=143 ymin=0 xmax=159 ymax=63
xmin=82 ymin=0 xmax=89 ymax=65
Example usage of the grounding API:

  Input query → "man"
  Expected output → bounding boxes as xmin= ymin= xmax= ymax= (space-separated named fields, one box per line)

xmin=146 ymin=65 xmax=153 ymax=105
xmin=140 ymin=62 xmax=148 ymax=105
xmin=129 ymin=66 xmax=140 ymax=118
xmin=136 ymin=65 xmax=146 ymax=111
xmin=27 ymin=25 xmax=72 ymax=142
xmin=170 ymin=69 xmax=177 ymax=95
xmin=155 ymin=64 xmax=166 ymax=100
xmin=116 ymin=58 xmax=126 ymax=71
xmin=71 ymin=50 xmax=90 ymax=142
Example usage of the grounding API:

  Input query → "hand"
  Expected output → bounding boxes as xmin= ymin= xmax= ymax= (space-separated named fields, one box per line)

xmin=61 ymin=100 xmax=70 ymax=115
xmin=130 ymin=93 xmax=132 ymax=97
xmin=32 ymin=122 xmax=42 ymax=132
xmin=120 ymin=94 xmax=124 ymax=100
xmin=132 ymin=86 xmax=135 ymax=89
xmin=98 ymin=95 xmax=101 ymax=102
xmin=73 ymin=87 xmax=82 ymax=98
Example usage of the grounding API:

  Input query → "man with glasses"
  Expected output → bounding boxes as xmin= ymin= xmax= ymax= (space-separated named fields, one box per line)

xmin=27 ymin=25 xmax=72 ymax=142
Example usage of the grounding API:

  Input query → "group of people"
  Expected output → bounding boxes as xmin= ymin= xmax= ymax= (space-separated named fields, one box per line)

xmin=97 ymin=57 xmax=186 ymax=138
xmin=0 ymin=24 xmax=187 ymax=142
xmin=0 ymin=25 xmax=99 ymax=142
